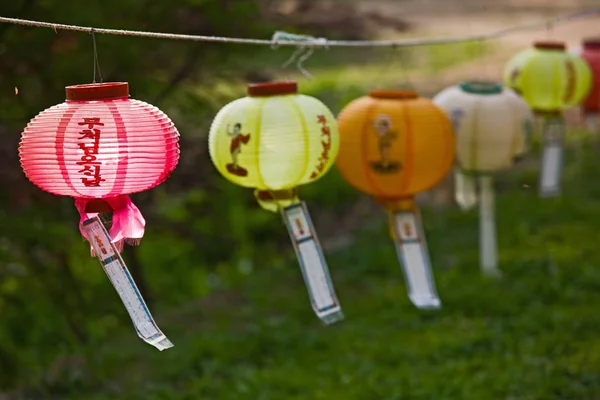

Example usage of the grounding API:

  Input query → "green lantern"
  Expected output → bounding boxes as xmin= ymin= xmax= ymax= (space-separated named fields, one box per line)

xmin=504 ymin=41 xmax=591 ymax=112
xmin=503 ymin=41 xmax=592 ymax=197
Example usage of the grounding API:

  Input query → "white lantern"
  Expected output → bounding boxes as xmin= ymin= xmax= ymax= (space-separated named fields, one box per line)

xmin=433 ymin=81 xmax=533 ymax=276
xmin=434 ymin=81 xmax=532 ymax=173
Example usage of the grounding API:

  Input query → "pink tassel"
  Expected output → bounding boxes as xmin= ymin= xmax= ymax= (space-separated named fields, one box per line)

xmin=75 ymin=195 xmax=146 ymax=255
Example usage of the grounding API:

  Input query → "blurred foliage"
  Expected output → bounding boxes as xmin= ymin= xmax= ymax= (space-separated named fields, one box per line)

xmin=4 ymin=0 xmax=593 ymax=398
xmin=0 ymin=0 xmax=287 ymax=392
xmin=0 ymin=0 xmax=386 ymax=393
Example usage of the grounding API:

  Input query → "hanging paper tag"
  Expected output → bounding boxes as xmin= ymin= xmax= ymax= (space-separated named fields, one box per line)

xmin=282 ymin=202 xmax=343 ymax=325
xmin=82 ymin=217 xmax=173 ymax=351
xmin=539 ymin=116 xmax=565 ymax=198
xmin=454 ymin=169 xmax=478 ymax=210
xmin=391 ymin=209 xmax=441 ymax=309
xmin=478 ymin=176 xmax=499 ymax=276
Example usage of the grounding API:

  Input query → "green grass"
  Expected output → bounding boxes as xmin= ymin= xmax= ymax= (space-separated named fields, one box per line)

xmin=28 ymin=132 xmax=600 ymax=399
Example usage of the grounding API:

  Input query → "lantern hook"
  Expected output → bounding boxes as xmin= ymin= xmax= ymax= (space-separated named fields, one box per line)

xmin=295 ymin=46 xmax=316 ymax=80
xmin=281 ymin=44 xmax=323 ymax=80
xmin=280 ymin=46 xmax=315 ymax=80
xmin=271 ymin=31 xmax=327 ymax=80
xmin=90 ymin=27 xmax=103 ymax=84
xmin=281 ymin=46 xmax=305 ymax=70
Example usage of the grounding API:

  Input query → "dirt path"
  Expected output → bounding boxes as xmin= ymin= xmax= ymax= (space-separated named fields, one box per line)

xmin=359 ymin=0 xmax=599 ymax=62
xmin=351 ymin=0 xmax=600 ymax=115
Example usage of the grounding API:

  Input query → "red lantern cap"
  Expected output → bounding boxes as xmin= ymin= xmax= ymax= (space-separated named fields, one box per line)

xmin=583 ymin=38 xmax=600 ymax=50
xmin=66 ymin=82 xmax=130 ymax=101
xmin=369 ymin=90 xmax=418 ymax=100
xmin=247 ymin=81 xmax=298 ymax=97
xmin=533 ymin=41 xmax=566 ymax=51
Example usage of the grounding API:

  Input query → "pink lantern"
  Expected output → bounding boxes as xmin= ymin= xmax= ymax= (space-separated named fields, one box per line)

xmin=19 ymin=82 xmax=180 ymax=251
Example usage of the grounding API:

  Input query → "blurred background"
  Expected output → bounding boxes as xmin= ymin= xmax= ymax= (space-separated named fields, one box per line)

xmin=1 ymin=0 xmax=600 ymax=398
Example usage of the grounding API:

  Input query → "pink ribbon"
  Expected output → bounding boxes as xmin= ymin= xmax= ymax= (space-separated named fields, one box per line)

xmin=74 ymin=195 xmax=146 ymax=255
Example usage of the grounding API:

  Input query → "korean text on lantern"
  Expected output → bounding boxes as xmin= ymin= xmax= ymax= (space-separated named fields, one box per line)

xmin=76 ymin=117 xmax=107 ymax=187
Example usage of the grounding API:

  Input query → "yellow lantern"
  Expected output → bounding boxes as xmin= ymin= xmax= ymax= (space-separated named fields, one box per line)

xmin=208 ymin=81 xmax=343 ymax=324
xmin=336 ymin=89 xmax=455 ymax=309
xmin=503 ymin=40 xmax=592 ymax=197
xmin=433 ymin=81 xmax=533 ymax=276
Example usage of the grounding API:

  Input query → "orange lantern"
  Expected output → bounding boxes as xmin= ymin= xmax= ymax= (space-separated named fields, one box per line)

xmin=336 ymin=90 xmax=455 ymax=309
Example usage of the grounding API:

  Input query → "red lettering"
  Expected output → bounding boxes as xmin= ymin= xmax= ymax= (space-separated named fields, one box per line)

xmin=78 ymin=117 xmax=105 ymax=129
xmin=77 ymin=117 xmax=105 ymax=187
xmin=563 ymin=60 xmax=575 ymax=103
xmin=309 ymin=116 xmax=333 ymax=179
xmin=78 ymin=128 xmax=101 ymax=140
xmin=93 ymin=234 xmax=108 ymax=255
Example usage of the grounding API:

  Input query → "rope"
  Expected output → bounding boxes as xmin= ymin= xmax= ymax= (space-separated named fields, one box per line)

xmin=0 ymin=8 xmax=598 ymax=48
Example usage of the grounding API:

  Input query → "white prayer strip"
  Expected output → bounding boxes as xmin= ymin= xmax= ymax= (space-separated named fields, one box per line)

xmin=454 ymin=169 xmax=478 ymax=211
xmin=539 ymin=116 xmax=565 ymax=198
xmin=282 ymin=202 xmax=343 ymax=325
xmin=478 ymin=176 xmax=499 ymax=276
xmin=83 ymin=217 xmax=173 ymax=351
xmin=392 ymin=210 xmax=441 ymax=309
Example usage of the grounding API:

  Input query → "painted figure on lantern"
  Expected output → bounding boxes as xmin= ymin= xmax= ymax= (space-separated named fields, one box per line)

xmin=371 ymin=114 xmax=400 ymax=173
xmin=226 ymin=122 xmax=251 ymax=177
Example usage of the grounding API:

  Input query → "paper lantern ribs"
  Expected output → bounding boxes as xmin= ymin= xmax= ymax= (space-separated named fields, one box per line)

xmin=19 ymin=82 xmax=179 ymax=350
xmin=434 ymin=81 xmax=533 ymax=276
xmin=208 ymin=81 xmax=343 ymax=325
xmin=336 ymin=90 xmax=455 ymax=309
xmin=504 ymin=40 xmax=592 ymax=197
xmin=579 ymin=38 xmax=600 ymax=133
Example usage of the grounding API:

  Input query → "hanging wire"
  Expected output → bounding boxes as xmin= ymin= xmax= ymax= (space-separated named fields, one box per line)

xmin=477 ymin=38 xmax=487 ymax=80
xmin=546 ymin=19 xmax=554 ymax=40
xmin=373 ymin=43 xmax=399 ymax=89
xmin=0 ymin=9 xmax=597 ymax=48
xmin=546 ymin=4 xmax=558 ymax=40
xmin=399 ymin=48 xmax=414 ymax=90
xmin=478 ymin=5 xmax=493 ymax=82
xmin=90 ymin=28 xmax=103 ymax=83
